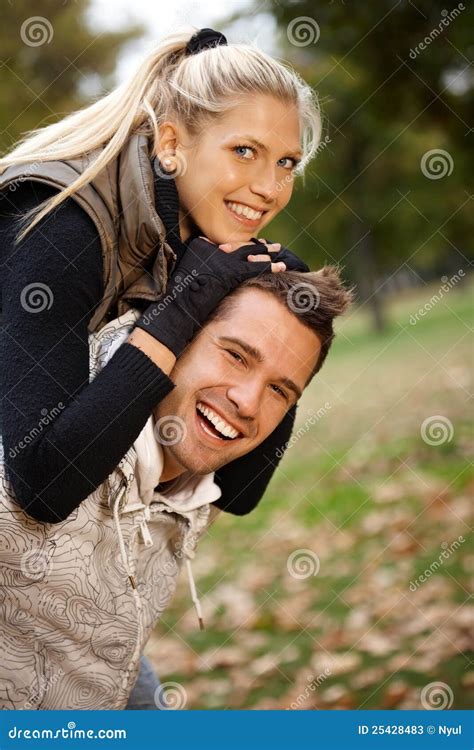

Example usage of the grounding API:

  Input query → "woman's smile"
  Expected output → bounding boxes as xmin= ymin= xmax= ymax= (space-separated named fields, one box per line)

xmin=224 ymin=199 xmax=267 ymax=228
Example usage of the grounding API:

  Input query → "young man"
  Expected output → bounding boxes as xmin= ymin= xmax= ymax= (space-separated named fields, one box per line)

xmin=126 ymin=265 xmax=353 ymax=710
xmin=0 ymin=245 xmax=352 ymax=710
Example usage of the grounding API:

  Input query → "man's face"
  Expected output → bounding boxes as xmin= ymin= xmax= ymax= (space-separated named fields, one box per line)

xmin=153 ymin=288 xmax=321 ymax=478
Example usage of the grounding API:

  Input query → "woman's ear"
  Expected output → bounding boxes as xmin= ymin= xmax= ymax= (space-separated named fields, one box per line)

xmin=155 ymin=121 xmax=179 ymax=160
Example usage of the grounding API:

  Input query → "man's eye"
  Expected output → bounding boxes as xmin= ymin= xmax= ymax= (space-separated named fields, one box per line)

xmin=227 ymin=350 xmax=245 ymax=364
xmin=270 ymin=384 xmax=288 ymax=399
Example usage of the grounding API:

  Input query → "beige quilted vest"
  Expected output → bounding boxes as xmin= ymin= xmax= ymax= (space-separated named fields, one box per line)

xmin=0 ymin=133 xmax=176 ymax=333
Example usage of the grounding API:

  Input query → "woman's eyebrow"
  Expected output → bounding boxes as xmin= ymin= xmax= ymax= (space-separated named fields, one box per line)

xmin=229 ymin=134 xmax=302 ymax=159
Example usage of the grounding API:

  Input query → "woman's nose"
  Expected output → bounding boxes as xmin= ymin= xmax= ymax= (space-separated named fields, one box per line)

xmin=250 ymin=165 xmax=279 ymax=203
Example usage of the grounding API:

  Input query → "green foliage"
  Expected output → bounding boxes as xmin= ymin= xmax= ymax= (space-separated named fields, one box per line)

xmin=0 ymin=0 xmax=143 ymax=153
xmin=237 ymin=1 xmax=473 ymax=326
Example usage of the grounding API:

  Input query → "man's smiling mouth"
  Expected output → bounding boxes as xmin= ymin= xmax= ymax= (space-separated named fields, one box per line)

xmin=195 ymin=401 xmax=244 ymax=442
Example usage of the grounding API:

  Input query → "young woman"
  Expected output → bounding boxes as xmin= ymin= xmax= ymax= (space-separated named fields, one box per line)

xmin=0 ymin=27 xmax=322 ymax=708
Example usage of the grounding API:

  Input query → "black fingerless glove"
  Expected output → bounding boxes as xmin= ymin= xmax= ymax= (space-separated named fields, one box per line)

xmin=134 ymin=237 xmax=273 ymax=357
xmin=250 ymin=238 xmax=310 ymax=273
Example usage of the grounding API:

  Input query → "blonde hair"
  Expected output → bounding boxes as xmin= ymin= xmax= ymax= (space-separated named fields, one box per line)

xmin=0 ymin=26 xmax=322 ymax=243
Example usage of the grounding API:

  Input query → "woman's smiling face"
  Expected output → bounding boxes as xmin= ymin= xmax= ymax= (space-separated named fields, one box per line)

xmin=158 ymin=94 xmax=302 ymax=244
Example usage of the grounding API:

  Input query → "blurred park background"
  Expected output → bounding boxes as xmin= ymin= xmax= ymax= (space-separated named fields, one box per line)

xmin=1 ymin=0 xmax=472 ymax=709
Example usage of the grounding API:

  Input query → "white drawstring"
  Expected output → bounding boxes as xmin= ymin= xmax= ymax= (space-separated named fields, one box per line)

xmin=185 ymin=558 xmax=204 ymax=630
xmin=112 ymin=486 xmax=137 ymax=590
xmin=113 ymin=490 xmax=205 ymax=629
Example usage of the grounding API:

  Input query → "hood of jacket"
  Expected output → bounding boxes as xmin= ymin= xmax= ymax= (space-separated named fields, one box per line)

xmin=0 ymin=133 xmax=176 ymax=333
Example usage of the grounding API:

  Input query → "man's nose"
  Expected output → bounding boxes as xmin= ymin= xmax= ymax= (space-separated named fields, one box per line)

xmin=226 ymin=380 xmax=262 ymax=423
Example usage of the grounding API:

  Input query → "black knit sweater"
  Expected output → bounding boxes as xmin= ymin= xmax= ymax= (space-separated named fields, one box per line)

xmin=0 ymin=172 xmax=295 ymax=523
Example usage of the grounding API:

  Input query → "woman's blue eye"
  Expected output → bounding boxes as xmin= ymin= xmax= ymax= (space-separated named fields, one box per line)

xmin=278 ymin=157 xmax=299 ymax=170
xmin=234 ymin=145 xmax=299 ymax=170
xmin=234 ymin=145 xmax=255 ymax=159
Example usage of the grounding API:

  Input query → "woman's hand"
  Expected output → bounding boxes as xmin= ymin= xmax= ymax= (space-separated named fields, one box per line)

xmin=134 ymin=237 xmax=279 ymax=358
xmin=212 ymin=237 xmax=310 ymax=273
xmin=198 ymin=237 xmax=286 ymax=272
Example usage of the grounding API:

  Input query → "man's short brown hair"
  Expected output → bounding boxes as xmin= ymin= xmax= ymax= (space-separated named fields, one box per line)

xmin=207 ymin=265 xmax=355 ymax=383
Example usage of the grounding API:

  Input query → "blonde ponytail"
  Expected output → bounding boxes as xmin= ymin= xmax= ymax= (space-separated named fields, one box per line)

xmin=0 ymin=26 xmax=322 ymax=243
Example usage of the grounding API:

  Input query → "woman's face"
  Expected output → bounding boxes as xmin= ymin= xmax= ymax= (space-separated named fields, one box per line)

xmin=166 ymin=94 xmax=302 ymax=244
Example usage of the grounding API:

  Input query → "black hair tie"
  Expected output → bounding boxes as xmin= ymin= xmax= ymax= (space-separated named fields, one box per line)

xmin=185 ymin=28 xmax=228 ymax=56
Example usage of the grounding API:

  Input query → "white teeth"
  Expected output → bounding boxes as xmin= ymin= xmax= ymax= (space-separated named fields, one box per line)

xmin=227 ymin=201 xmax=262 ymax=221
xmin=196 ymin=402 xmax=239 ymax=439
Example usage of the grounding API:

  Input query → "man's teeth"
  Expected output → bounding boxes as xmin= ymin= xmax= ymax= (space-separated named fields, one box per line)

xmin=226 ymin=201 xmax=262 ymax=221
xmin=196 ymin=402 xmax=239 ymax=439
